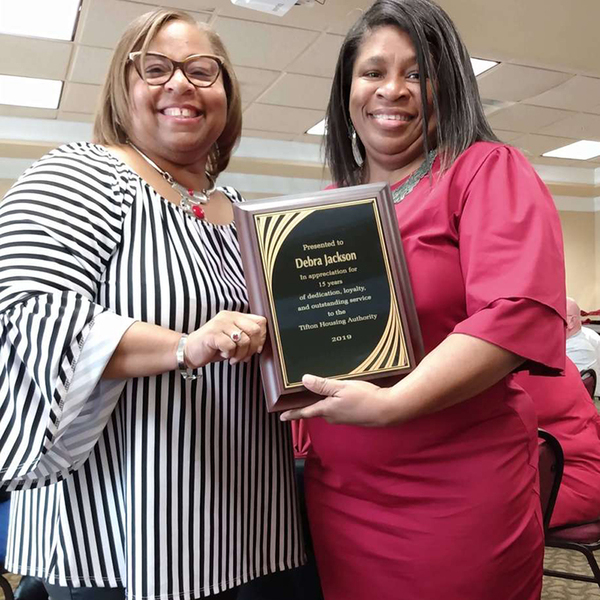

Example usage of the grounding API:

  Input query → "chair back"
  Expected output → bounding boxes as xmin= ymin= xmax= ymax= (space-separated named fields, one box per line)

xmin=538 ymin=429 xmax=564 ymax=533
xmin=581 ymin=369 xmax=597 ymax=399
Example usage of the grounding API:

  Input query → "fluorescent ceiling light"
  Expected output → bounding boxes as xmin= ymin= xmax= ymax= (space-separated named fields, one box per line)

xmin=306 ymin=119 xmax=327 ymax=136
xmin=471 ymin=58 xmax=498 ymax=77
xmin=0 ymin=75 xmax=63 ymax=109
xmin=0 ymin=0 xmax=81 ymax=41
xmin=543 ymin=140 xmax=600 ymax=160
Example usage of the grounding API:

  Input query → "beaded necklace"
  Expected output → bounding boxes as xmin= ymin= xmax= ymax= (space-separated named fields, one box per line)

xmin=391 ymin=149 xmax=437 ymax=204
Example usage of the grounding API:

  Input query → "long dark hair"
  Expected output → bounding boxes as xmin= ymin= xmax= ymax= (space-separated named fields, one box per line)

xmin=325 ymin=0 xmax=499 ymax=187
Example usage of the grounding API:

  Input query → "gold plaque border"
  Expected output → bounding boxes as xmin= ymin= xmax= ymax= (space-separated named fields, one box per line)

xmin=253 ymin=198 xmax=409 ymax=389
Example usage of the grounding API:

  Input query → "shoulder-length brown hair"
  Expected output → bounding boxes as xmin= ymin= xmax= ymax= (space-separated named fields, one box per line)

xmin=93 ymin=9 xmax=242 ymax=179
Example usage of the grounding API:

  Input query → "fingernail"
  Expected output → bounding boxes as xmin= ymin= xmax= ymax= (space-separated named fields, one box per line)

xmin=257 ymin=345 xmax=263 ymax=353
xmin=302 ymin=374 xmax=315 ymax=386
xmin=280 ymin=413 xmax=288 ymax=421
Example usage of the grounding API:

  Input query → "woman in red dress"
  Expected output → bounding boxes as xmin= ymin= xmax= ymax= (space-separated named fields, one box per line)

xmin=281 ymin=1 xmax=566 ymax=598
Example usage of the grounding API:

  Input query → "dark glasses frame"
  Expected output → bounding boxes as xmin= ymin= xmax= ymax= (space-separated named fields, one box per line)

xmin=128 ymin=51 xmax=224 ymax=88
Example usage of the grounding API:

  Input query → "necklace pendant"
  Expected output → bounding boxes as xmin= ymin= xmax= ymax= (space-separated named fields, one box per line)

xmin=172 ymin=181 xmax=209 ymax=204
xmin=191 ymin=205 xmax=205 ymax=219
xmin=180 ymin=196 xmax=205 ymax=219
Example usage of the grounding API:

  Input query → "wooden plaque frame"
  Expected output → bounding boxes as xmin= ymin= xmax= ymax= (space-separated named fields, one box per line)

xmin=233 ymin=182 xmax=423 ymax=412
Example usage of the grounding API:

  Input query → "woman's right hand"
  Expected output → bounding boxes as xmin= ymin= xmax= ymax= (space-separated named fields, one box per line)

xmin=184 ymin=310 xmax=267 ymax=368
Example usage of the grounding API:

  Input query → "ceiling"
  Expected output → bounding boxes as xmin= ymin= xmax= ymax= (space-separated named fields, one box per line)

xmin=1 ymin=0 xmax=599 ymax=208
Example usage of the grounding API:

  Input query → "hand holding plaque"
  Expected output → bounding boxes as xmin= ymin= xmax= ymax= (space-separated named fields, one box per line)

xmin=233 ymin=183 xmax=423 ymax=411
xmin=281 ymin=374 xmax=391 ymax=426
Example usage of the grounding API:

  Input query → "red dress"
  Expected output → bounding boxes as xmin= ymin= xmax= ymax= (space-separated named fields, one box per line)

xmin=304 ymin=142 xmax=566 ymax=600
xmin=515 ymin=359 xmax=600 ymax=527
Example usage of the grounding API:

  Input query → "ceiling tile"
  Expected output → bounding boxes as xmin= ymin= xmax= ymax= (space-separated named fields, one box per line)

xmin=213 ymin=17 xmax=318 ymax=70
xmin=487 ymin=104 xmax=573 ymax=134
xmin=438 ymin=0 xmax=600 ymax=78
xmin=538 ymin=113 xmax=600 ymax=140
xmin=477 ymin=64 xmax=572 ymax=103
xmin=482 ymin=98 xmax=515 ymax=118
xmin=294 ymin=133 xmax=325 ymax=144
xmin=524 ymin=76 xmax=600 ymax=112
xmin=69 ymin=45 xmax=113 ymax=85
xmin=243 ymin=104 xmax=324 ymax=135
xmin=60 ymin=83 xmax=103 ymax=114
xmin=0 ymin=106 xmax=58 ymax=119
xmin=116 ymin=0 xmax=216 ymax=11
xmin=76 ymin=0 xmax=160 ymax=48
xmin=217 ymin=0 xmax=371 ymax=35
xmin=327 ymin=5 xmax=372 ymax=36
xmin=286 ymin=33 xmax=345 ymax=79
xmin=512 ymin=133 xmax=579 ymax=157
xmin=258 ymin=73 xmax=332 ymax=110
xmin=492 ymin=130 xmax=524 ymax=143
xmin=234 ymin=66 xmax=280 ymax=105
xmin=0 ymin=34 xmax=72 ymax=80
xmin=77 ymin=0 xmax=210 ymax=49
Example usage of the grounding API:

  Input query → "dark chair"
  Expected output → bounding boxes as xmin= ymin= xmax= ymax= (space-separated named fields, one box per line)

xmin=538 ymin=428 xmax=600 ymax=588
xmin=581 ymin=369 xmax=597 ymax=400
xmin=538 ymin=429 xmax=564 ymax=533
xmin=0 ymin=493 xmax=15 ymax=600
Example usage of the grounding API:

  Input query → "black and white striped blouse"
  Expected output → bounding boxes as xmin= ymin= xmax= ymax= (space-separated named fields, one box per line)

xmin=0 ymin=143 xmax=303 ymax=599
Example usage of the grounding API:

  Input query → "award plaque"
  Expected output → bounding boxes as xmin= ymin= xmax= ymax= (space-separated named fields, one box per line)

xmin=233 ymin=182 xmax=423 ymax=412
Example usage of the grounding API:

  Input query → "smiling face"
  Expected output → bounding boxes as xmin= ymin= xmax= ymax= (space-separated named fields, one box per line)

xmin=127 ymin=19 xmax=227 ymax=167
xmin=349 ymin=25 xmax=436 ymax=176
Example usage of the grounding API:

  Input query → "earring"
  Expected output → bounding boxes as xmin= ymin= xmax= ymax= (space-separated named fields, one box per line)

xmin=351 ymin=127 xmax=364 ymax=167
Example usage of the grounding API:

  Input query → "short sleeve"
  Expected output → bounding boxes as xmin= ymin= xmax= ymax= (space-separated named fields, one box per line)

xmin=452 ymin=146 xmax=566 ymax=375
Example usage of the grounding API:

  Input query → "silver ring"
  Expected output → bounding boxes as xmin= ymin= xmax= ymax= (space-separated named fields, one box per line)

xmin=230 ymin=330 xmax=242 ymax=343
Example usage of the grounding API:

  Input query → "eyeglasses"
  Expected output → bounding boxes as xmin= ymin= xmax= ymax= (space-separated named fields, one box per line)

xmin=128 ymin=51 xmax=223 ymax=88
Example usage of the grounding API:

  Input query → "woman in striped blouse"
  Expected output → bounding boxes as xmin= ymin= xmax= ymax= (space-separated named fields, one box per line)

xmin=0 ymin=9 xmax=303 ymax=600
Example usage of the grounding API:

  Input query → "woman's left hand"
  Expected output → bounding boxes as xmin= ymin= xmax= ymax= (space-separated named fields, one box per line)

xmin=280 ymin=374 xmax=394 ymax=427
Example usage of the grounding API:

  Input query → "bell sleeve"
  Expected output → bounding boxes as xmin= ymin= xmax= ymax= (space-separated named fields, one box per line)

xmin=452 ymin=145 xmax=566 ymax=375
xmin=0 ymin=145 xmax=136 ymax=490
